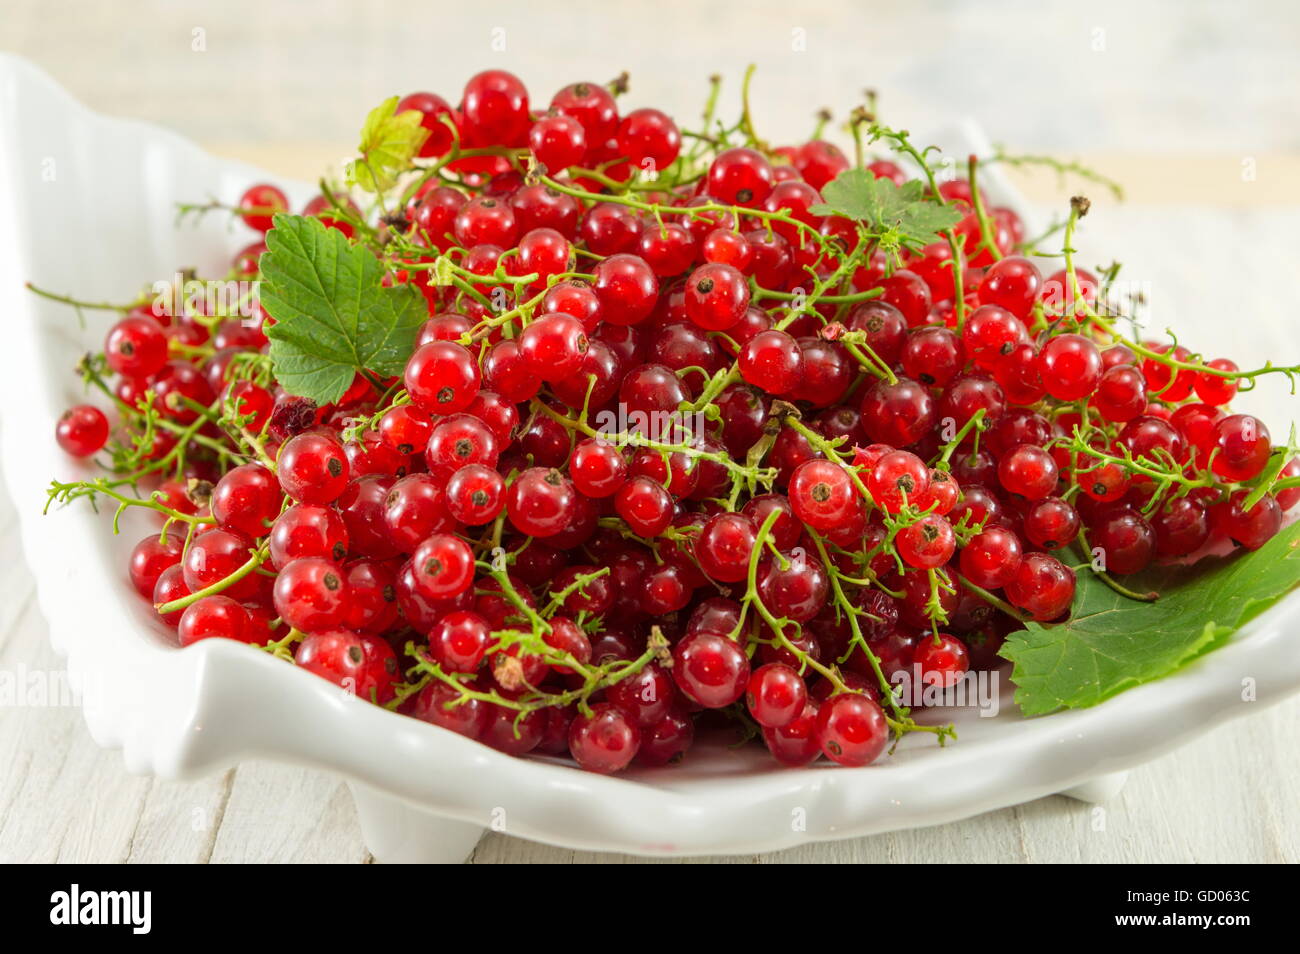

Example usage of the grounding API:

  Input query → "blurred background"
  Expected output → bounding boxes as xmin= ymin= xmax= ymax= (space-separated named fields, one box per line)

xmin=3 ymin=0 xmax=1299 ymax=204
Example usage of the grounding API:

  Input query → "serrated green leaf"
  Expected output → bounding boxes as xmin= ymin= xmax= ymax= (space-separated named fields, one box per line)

xmin=810 ymin=169 xmax=962 ymax=248
xmin=259 ymin=214 xmax=425 ymax=405
xmin=347 ymin=96 xmax=429 ymax=193
xmin=999 ymin=520 xmax=1300 ymax=715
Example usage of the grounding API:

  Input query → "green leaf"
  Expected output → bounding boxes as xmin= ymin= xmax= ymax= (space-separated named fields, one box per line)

xmin=810 ymin=169 xmax=963 ymax=248
xmin=346 ymin=96 xmax=430 ymax=193
xmin=1000 ymin=520 xmax=1300 ymax=715
xmin=259 ymin=214 xmax=425 ymax=405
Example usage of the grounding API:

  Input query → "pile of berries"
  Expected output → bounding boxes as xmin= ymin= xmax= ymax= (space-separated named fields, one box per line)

xmin=47 ymin=69 xmax=1298 ymax=775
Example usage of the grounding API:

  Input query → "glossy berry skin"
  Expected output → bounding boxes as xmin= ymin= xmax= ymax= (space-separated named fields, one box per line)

xmin=183 ymin=528 xmax=263 ymax=602
xmin=977 ymin=256 xmax=1042 ymax=319
xmin=1023 ymin=497 xmax=1080 ymax=551
xmin=506 ymin=467 xmax=578 ymax=538
xmin=592 ymin=254 xmax=659 ymax=326
xmin=789 ymin=460 xmax=858 ymax=532
xmin=672 ymin=632 xmax=751 ymax=709
xmin=551 ymin=81 xmax=619 ymax=143
xmin=1212 ymin=414 xmax=1271 ymax=482
xmin=444 ymin=463 xmax=505 ymax=526
xmin=747 ymin=663 xmax=808 ymax=728
xmin=762 ymin=700 xmax=822 ymax=767
xmin=684 ymin=263 xmax=750 ymax=330
xmin=277 ymin=432 xmax=349 ymax=505
xmin=896 ymin=514 xmax=956 ymax=569
xmin=409 ymin=533 xmax=475 ymax=601
xmin=1094 ymin=364 xmax=1148 ymax=422
xmin=336 ymin=560 xmax=397 ymax=634
xmin=757 ymin=552 xmax=828 ymax=623
xmin=606 ymin=662 xmax=674 ymax=727
xmin=815 ymin=692 xmax=889 ymax=767
xmin=999 ymin=444 xmax=1059 ymax=500
xmin=211 ymin=463 xmax=281 ymax=538
xmin=1004 ymin=552 xmax=1076 ymax=621
xmin=1037 ymin=334 xmax=1102 ymax=401
xmin=962 ymin=305 xmax=1027 ymax=372
xmin=695 ymin=512 xmax=758 ymax=583
xmin=295 ymin=630 xmax=398 ymax=705
xmin=237 ymin=183 xmax=288 ymax=232
xmin=378 ymin=405 xmax=434 ymax=456
xmin=55 ymin=405 xmax=109 ymax=457
xmin=1215 ymin=490 xmax=1282 ymax=551
xmin=129 ymin=532 xmax=184 ymax=597
xmin=868 ymin=451 xmax=929 ymax=514
xmin=461 ymin=69 xmax=531 ymax=146
xmin=519 ymin=313 xmax=589 ymax=380
xmin=177 ymin=595 xmax=252 ymax=647
xmin=861 ymin=377 xmax=935 ymax=447
xmin=105 ymin=315 xmax=168 ymax=378
xmin=267 ymin=504 xmax=348 ymax=571
xmin=569 ymin=703 xmax=641 ymax=774
xmin=153 ymin=361 xmax=214 ymax=426
xmin=569 ymin=438 xmax=628 ymax=498
xmin=614 ymin=476 xmax=675 ymax=537
xmin=396 ymin=91 xmax=455 ymax=157
xmin=636 ymin=710 xmax=695 ymax=766
xmin=424 ymin=413 xmax=500 ymax=479
xmin=404 ymin=341 xmax=481 ymax=415
xmin=913 ymin=634 xmax=970 ymax=689
xmin=412 ymin=680 xmax=490 ymax=739
xmin=528 ymin=114 xmax=586 ymax=172
xmin=959 ymin=526 xmax=1023 ymax=589
xmin=902 ymin=326 xmax=964 ymax=387
xmin=707 ymin=147 xmax=774 ymax=205
xmin=739 ymin=329 xmax=802 ymax=394
xmin=619 ymin=362 xmax=688 ymax=415
xmin=616 ymin=108 xmax=681 ymax=169
xmin=273 ymin=557 xmax=349 ymax=633
xmin=1089 ymin=507 xmax=1156 ymax=575
xmin=382 ymin=474 xmax=454 ymax=553
xmin=428 ymin=610 xmax=491 ymax=673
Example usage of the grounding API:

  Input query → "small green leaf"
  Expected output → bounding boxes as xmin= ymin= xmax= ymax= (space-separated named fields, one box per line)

xmin=1000 ymin=520 xmax=1300 ymax=715
xmin=259 ymin=214 xmax=425 ymax=405
xmin=810 ymin=169 xmax=962 ymax=248
xmin=347 ymin=96 xmax=430 ymax=193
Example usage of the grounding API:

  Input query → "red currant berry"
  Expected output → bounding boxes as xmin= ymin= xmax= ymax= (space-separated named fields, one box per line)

xmin=237 ymin=183 xmax=288 ymax=232
xmin=739 ymin=329 xmax=802 ymax=394
xmin=568 ymin=703 xmax=641 ymax=774
xmin=396 ymin=91 xmax=456 ymax=157
xmin=707 ymin=147 xmax=774 ymax=206
xmin=273 ymin=557 xmax=349 ymax=633
xmin=684 ymin=263 xmax=750 ymax=331
xmin=672 ymin=632 xmax=751 ymax=708
xmin=55 ymin=405 xmax=110 ymax=457
xmin=1037 ymin=333 xmax=1102 ymax=401
xmin=211 ymin=463 xmax=280 ymax=538
xmin=815 ymin=692 xmax=888 ymax=767
xmin=404 ymin=341 xmax=481 ymax=415
xmin=506 ymin=467 xmax=578 ymax=538
xmin=445 ymin=463 xmax=506 ymax=525
xmin=276 ymin=431 xmax=349 ymax=505
xmin=746 ymin=663 xmax=808 ymax=728
xmin=1004 ymin=552 xmax=1076 ymax=621
xmin=177 ymin=595 xmax=253 ymax=647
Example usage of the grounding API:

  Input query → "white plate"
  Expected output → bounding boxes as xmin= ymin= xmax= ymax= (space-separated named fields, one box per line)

xmin=2 ymin=54 xmax=1297 ymax=862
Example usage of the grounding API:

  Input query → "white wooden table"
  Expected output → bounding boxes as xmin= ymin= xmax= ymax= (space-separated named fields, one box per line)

xmin=2 ymin=202 xmax=1298 ymax=863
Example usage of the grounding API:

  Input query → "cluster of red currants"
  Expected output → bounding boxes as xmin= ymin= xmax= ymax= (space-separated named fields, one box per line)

xmin=52 ymin=69 xmax=1297 ymax=776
